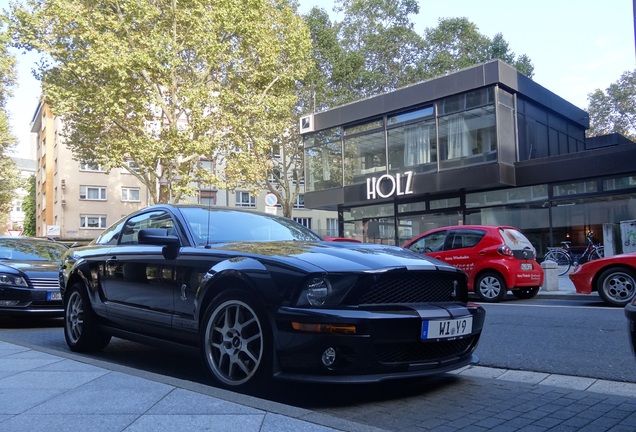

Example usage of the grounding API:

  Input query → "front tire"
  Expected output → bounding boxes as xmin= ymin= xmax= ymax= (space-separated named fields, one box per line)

xmin=511 ymin=286 xmax=540 ymax=299
xmin=597 ymin=268 xmax=636 ymax=307
xmin=475 ymin=272 xmax=507 ymax=302
xmin=64 ymin=282 xmax=111 ymax=352
xmin=200 ymin=290 xmax=271 ymax=390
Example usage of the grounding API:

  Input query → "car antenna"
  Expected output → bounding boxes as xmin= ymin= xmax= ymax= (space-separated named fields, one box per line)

xmin=205 ymin=193 xmax=212 ymax=249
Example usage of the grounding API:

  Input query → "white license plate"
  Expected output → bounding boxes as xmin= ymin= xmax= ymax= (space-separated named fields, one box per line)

xmin=422 ymin=317 xmax=473 ymax=340
xmin=521 ymin=263 xmax=533 ymax=270
xmin=47 ymin=291 xmax=62 ymax=301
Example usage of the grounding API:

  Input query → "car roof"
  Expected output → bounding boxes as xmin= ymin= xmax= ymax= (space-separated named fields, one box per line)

xmin=424 ymin=225 xmax=519 ymax=232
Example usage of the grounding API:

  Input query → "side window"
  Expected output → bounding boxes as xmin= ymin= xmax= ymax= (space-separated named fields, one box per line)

xmin=409 ymin=231 xmax=447 ymax=253
xmin=94 ymin=218 xmax=126 ymax=245
xmin=447 ymin=230 xmax=486 ymax=250
xmin=119 ymin=211 xmax=175 ymax=245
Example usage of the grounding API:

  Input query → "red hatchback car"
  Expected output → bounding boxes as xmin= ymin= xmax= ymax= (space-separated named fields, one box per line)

xmin=403 ymin=225 xmax=544 ymax=302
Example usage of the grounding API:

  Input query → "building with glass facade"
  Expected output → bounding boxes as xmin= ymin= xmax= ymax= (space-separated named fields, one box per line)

xmin=301 ymin=60 xmax=636 ymax=257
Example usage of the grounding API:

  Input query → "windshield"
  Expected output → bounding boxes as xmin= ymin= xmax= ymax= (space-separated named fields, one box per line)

xmin=179 ymin=207 xmax=322 ymax=245
xmin=0 ymin=238 xmax=68 ymax=261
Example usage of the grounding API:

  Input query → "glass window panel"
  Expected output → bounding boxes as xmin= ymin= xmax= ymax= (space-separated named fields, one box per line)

xmin=350 ymin=203 xmax=394 ymax=219
xmin=387 ymin=106 xmax=434 ymax=126
xmin=430 ymin=197 xmax=461 ymax=209
xmin=344 ymin=130 xmax=386 ymax=185
xmin=344 ymin=119 xmax=383 ymax=136
xmin=604 ymin=176 xmax=636 ymax=191
xmin=438 ymin=106 xmax=496 ymax=169
xmin=388 ymin=119 xmax=437 ymax=174
xmin=553 ymin=181 xmax=598 ymax=197
xmin=398 ymin=201 xmax=427 ymax=213
xmin=304 ymin=128 xmax=342 ymax=192
xmin=466 ymin=185 xmax=549 ymax=208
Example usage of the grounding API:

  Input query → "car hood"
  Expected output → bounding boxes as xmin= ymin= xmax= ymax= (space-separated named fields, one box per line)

xmin=0 ymin=260 xmax=60 ymax=277
xmin=213 ymin=241 xmax=457 ymax=273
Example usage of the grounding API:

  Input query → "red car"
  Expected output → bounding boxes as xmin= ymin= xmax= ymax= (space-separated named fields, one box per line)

xmin=403 ymin=225 xmax=544 ymax=302
xmin=569 ymin=252 xmax=636 ymax=306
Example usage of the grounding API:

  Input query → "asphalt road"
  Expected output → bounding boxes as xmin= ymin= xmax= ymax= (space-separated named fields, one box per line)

xmin=475 ymin=296 xmax=636 ymax=383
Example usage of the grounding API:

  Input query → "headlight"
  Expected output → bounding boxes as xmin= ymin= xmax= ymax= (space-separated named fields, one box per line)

xmin=0 ymin=273 xmax=28 ymax=287
xmin=303 ymin=277 xmax=331 ymax=306
xmin=295 ymin=274 xmax=357 ymax=307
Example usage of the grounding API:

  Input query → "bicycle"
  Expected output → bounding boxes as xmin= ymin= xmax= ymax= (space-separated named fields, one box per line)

xmin=543 ymin=231 xmax=605 ymax=276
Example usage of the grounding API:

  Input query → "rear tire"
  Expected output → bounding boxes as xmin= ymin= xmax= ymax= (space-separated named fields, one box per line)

xmin=544 ymin=249 xmax=571 ymax=276
xmin=64 ymin=282 xmax=111 ymax=352
xmin=511 ymin=286 xmax=540 ymax=299
xmin=475 ymin=272 xmax=507 ymax=302
xmin=597 ymin=267 xmax=636 ymax=307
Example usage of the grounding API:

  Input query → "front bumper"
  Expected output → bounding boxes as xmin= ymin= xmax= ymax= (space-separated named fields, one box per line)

xmin=271 ymin=302 xmax=485 ymax=383
xmin=0 ymin=285 xmax=63 ymax=316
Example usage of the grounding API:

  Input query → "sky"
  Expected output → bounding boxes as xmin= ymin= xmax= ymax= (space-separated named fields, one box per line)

xmin=4 ymin=0 xmax=635 ymax=159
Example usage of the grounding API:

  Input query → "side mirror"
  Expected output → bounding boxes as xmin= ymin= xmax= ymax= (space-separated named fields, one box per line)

xmin=138 ymin=228 xmax=181 ymax=247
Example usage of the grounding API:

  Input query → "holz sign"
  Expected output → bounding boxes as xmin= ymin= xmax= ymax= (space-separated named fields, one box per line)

xmin=366 ymin=171 xmax=414 ymax=200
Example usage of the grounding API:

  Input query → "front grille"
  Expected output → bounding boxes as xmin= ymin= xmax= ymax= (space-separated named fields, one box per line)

xmin=29 ymin=278 xmax=60 ymax=290
xmin=351 ymin=271 xmax=466 ymax=305
xmin=376 ymin=336 xmax=478 ymax=364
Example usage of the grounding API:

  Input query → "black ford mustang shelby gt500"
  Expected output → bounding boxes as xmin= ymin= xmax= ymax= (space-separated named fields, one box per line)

xmin=60 ymin=204 xmax=485 ymax=389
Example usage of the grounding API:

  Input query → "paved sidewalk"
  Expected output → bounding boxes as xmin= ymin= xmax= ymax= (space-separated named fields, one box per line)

xmin=0 ymin=340 xmax=364 ymax=432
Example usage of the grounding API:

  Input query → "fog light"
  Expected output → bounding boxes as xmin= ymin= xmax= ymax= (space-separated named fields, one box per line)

xmin=0 ymin=300 xmax=20 ymax=306
xmin=321 ymin=347 xmax=337 ymax=367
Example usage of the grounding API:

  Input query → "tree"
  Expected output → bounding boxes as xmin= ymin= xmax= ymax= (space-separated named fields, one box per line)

xmin=21 ymin=175 xmax=36 ymax=237
xmin=0 ymin=20 xmax=19 ymax=230
xmin=303 ymin=5 xmax=534 ymax=113
xmin=333 ymin=0 xmax=425 ymax=100
xmin=587 ymin=69 xmax=636 ymax=141
xmin=421 ymin=18 xmax=534 ymax=80
xmin=8 ymin=0 xmax=311 ymax=204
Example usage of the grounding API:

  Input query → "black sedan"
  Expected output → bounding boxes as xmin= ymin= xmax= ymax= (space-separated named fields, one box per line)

xmin=60 ymin=204 xmax=485 ymax=390
xmin=0 ymin=236 xmax=68 ymax=316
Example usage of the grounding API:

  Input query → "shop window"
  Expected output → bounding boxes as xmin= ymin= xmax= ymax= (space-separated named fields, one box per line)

xmin=304 ymin=128 xmax=342 ymax=192
xmin=438 ymin=106 xmax=496 ymax=169
xmin=603 ymin=176 xmax=636 ymax=191
xmin=388 ymin=118 xmax=437 ymax=174
xmin=553 ymin=181 xmax=598 ymax=197
xmin=344 ymin=130 xmax=386 ymax=184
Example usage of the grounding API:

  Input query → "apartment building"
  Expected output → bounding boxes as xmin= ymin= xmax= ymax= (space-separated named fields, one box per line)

xmin=30 ymin=102 xmax=338 ymax=242
xmin=30 ymin=102 xmax=151 ymax=242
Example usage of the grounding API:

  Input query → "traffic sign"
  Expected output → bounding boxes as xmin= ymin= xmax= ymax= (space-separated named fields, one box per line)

xmin=265 ymin=193 xmax=278 ymax=207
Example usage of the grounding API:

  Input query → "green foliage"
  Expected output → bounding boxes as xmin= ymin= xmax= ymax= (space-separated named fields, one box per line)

xmin=587 ymin=70 xmax=636 ymax=141
xmin=8 ymin=0 xmax=311 ymax=204
xmin=421 ymin=18 xmax=534 ymax=80
xmin=0 ymin=20 xmax=18 ymax=228
xmin=302 ymin=6 xmax=534 ymax=111
xmin=21 ymin=175 xmax=36 ymax=237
